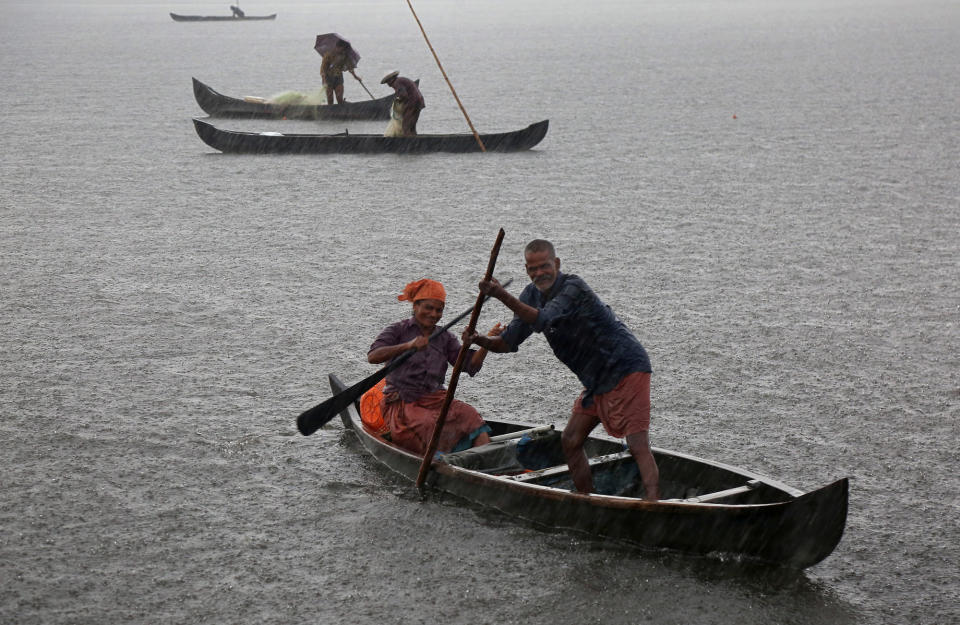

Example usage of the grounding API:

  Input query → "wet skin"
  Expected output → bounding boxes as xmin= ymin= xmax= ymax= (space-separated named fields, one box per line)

xmin=524 ymin=249 xmax=561 ymax=294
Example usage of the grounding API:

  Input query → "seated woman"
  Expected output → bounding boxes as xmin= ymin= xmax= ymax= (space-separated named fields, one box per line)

xmin=368 ymin=278 xmax=500 ymax=455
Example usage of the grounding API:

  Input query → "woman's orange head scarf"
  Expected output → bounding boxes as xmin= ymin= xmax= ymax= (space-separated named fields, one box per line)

xmin=397 ymin=278 xmax=446 ymax=303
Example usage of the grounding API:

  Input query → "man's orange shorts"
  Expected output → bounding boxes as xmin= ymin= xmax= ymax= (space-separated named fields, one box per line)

xmin=572 ymin=371 xmax=651 ymax=438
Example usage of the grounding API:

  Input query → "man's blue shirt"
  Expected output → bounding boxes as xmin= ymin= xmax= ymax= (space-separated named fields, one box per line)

xmin=499 ymin=272 xmax=651 ymax=405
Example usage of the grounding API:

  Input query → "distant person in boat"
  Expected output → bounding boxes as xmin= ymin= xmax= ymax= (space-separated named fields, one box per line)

xmin=229 ymin=5 xmax=245 ymax=17
xmin=368 ymin=278 xmax=500 ymax=456
xmin=381 ymin=71 xmax=425 ymax=136
xmin=467 ymin=240 xmax=661 ymax=500
xmin=321 ymin=39 xmax=360 ymax=105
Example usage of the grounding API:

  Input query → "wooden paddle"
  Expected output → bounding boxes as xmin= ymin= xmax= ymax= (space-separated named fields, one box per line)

xmin=415 ymin=228 xmax=505 ymax=488
xmin=295 ymin=275 xmax=513 ymax=436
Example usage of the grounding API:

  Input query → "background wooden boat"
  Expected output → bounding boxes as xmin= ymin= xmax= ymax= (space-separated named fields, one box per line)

xmin=192 ymin=77 xmax=396 ymax=120
xmin=327 ymin=373 xmax=848 ymax=568
xmin=192 ymin=118 xmax=549 ymax=154
xmin=170 ymin=13 xmax=277 ymax=21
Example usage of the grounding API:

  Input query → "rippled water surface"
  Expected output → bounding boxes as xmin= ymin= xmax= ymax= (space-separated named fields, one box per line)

xmin=1 ymin=1 xmax=958 ymax=624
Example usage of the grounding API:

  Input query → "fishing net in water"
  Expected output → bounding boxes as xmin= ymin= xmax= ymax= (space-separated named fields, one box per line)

xmin=266 ymin=90 xmax=328 ymax=106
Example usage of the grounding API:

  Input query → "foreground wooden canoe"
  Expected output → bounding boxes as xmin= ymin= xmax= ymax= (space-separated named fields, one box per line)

xmin=192 ymin=118 xmax=549 ymax=154
xmin=192 ymin=77 xmax=396 ymax=120
xmin=328 ymin=373 xmax=848 ymax=568
xmin=170 ymin=13 xmax=277 ymax=21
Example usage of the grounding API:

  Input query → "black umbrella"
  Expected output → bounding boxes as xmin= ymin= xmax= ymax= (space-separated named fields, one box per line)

xmin=313 ymin=33 xmax=360 ymax=69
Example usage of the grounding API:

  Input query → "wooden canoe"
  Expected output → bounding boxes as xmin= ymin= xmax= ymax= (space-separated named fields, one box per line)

xmin=327 ymin=373 xmax=848 ymax=568
xmin=192 ymin=77 xmax=397 ymax=121
xmin=170 ymin=13 xmax=277 ymax=21
xmin=192 ymin=118 xmax=549 ymax=154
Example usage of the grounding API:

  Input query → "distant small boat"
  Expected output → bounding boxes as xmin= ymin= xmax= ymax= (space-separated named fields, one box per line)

xmin=170 ymin=12 xmax=276 ymax=21
xmin=192 ymin=118 xmax=550 ymax=154
xmin=192 ymin=77 xmax=397 ymax=121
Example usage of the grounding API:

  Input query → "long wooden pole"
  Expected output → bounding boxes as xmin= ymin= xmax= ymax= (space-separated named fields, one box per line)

xmin=355 ymin=76 xmax=376 ymax=100
xmin=415 ymin=228 xmax=505 ymax=489
xmin=405 ymin=0 xmax=486 ymax=152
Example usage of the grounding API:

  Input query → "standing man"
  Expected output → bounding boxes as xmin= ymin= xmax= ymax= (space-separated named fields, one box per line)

xmin=321 ymin=40 xmax=360 ymax=105
xmin=381 ymin=71 xmax=425 ymax=136
xmin=468 ymin=239 xmax=660 ymax=500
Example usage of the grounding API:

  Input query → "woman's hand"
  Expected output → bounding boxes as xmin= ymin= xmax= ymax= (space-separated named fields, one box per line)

xmin=409 ymin=335 xmax=429 ymax=351
xmin=463 ymin=322 xmax=502 ymax=349
xmin=478 ymin=277 xmax=504 ymax=298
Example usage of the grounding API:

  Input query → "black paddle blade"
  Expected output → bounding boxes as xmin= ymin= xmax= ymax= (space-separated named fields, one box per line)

xmin=296 ymin=372 xmax=385 ymax=436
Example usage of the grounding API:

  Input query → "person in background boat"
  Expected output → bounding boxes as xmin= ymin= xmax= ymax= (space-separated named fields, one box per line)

xmin=229 ymin=5 xmax=245 ymax=17
xmin=321 ymin=39 xmax=360 ymax=105
xmin=467 ymin=240 xmax=661 ymax=500
xmin=381 ymin=71 xmax=425 ymax=136
xmin=368 ymin=278 xmax=501 ymax=456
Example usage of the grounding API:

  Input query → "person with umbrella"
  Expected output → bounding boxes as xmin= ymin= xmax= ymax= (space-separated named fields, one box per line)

xmin=381 ymin=71 xmax=425 ymax=136
xmin=318 ymin=38 xmax=361 ymax=105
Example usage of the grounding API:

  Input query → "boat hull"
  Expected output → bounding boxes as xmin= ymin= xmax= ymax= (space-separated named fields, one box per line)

xmin=327 ymin=374 xmax=847 ymax=568
xmin=193 ymin=118 xmax=549 ymax=154
xmin=192 ymin=77 xmax=396 ymax=120
xmin=171 ymin=13 xmax=276 ymax=21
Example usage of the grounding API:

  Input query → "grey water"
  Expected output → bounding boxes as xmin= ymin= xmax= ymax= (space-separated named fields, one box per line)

xmin=1 ymin=0 xmax=957 ymax=623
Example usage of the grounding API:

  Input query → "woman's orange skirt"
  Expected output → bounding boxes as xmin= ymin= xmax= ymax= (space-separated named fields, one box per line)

xmin=381 ymin=390 xmax=486 ymax=455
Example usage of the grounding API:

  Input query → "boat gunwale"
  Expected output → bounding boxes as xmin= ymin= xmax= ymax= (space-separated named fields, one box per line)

xmin=192 ymin=117 xmax=550 ymax=153
xmin=341 ymin=391 xmax=821 ymax=512
xmin=193 ymin=117 xmax=549 ymax=141
xmin=171 ymin=13 xmax=277 ymax=21
xmin=191 ymin=77 xmax=403 ymax=119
